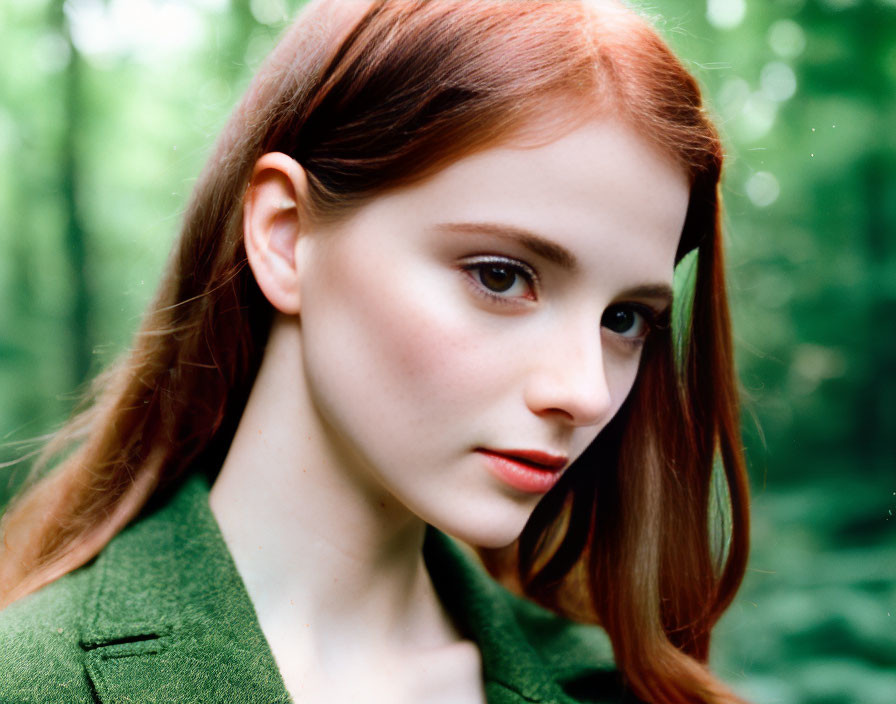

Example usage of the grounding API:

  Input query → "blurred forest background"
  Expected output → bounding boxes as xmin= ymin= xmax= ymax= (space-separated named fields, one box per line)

xmin=0 ymin=0 xmax=893 ymax=701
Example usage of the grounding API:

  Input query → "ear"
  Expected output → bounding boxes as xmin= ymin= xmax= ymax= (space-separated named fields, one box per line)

xmin=243 ymin=152 xmax=310 ymax=315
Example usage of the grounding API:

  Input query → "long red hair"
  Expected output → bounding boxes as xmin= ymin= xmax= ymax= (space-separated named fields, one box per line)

xmin=1 ymin=2 xmax=749 ymax=702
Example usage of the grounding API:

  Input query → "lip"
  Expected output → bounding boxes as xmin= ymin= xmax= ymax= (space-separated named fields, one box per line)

xmin=476 ymin=448 xmax=568 ymax=494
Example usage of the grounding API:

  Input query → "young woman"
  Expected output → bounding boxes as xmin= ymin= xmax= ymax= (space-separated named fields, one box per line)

xmin=0 ymin=1 xmax=750 ymax=702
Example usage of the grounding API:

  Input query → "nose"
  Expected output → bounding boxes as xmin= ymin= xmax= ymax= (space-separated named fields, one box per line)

xmin=522 ymin=330 xmax=614 ymax=428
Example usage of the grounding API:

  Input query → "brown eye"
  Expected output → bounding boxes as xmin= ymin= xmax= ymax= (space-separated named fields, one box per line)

xmin=461 ymin=255 xmax=537 ymax=302
xmin=479 ymin=265 xmax=516 ymax=292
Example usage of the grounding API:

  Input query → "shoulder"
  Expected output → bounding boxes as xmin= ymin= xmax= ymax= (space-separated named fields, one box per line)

xmin=0 ymin=563 xmax=97 ymax=703
xmin=502 ymin=586 xmax=613 ymax=671
xmin=498 ymin=586 xmax=640 ymax=704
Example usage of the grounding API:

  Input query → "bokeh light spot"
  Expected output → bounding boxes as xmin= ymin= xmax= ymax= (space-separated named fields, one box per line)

xmin=249 ymin=0 xmax=288 ymax=26
xmin=33 ymin=31 xmax=72 ymax=74
xmin=739 ymin=92 xmax=778 ymax=140
xmin=64 ymin=0 xmax=205 ymax=61
xmin=719 ymin=76 xmax=751 ymax=118
xmin=746 ymin=171 xmax=781 ymax=208
xmin=761 ymin=62 xmax=798 ymax=102
xmin=706 ymin=0 xmax=747 ymax=29
xmin=768 ymin=19 xmax=807 ymax=59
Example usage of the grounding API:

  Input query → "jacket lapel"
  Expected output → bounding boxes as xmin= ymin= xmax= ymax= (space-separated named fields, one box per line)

xmin=79 ymin=473 xmax=292 ymax=704
xmin=426 ymin=529 xmax=580 ymax=704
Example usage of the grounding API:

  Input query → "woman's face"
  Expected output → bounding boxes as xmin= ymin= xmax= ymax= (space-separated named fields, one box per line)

xmin=294 ymin=117 xmax=690 ymax=548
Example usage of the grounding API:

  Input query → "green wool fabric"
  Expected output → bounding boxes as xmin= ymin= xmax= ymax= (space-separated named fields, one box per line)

xmin=0 ymin=473 xmax=632 ymax=703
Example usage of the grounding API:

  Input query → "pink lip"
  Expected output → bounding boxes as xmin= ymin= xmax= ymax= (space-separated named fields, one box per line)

xmin=476 ymin=448 xmax=568 ymax=494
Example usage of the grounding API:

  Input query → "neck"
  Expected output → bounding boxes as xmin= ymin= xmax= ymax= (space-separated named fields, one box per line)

xmin=209 ymin=315 xmax=458 ymax=671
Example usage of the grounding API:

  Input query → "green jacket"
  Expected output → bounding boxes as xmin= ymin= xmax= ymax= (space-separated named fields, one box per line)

xmin=0 ymin=473 xmax=634 ymax=703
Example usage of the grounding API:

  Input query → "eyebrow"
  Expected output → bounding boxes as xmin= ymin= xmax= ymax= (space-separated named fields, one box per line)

xmin=432 ymin=221 xmax=578 ymax=271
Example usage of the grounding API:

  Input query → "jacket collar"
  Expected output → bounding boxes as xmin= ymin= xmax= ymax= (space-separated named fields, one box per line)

xmin=80 ymin=473 xmax=615 ymax=703
xmin=424 ymin=530 xmax=622 ymax=704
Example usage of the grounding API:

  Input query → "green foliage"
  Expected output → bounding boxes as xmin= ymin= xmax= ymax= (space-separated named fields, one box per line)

xmin=1 ymin=1 xmax=893 ymax=700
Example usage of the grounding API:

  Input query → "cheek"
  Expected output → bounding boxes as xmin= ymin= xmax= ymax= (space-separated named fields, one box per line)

xmin=607 ymin=356 xmax=641 ymax=412
xmin=610 ymin=352 xmax=646 ymax=433
xmin=300 ymin=242 xmax=507 ymax=446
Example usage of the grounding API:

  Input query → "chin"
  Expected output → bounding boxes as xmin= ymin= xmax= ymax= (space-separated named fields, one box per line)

xmin=426 ymin=502 xmax=533 ymax=550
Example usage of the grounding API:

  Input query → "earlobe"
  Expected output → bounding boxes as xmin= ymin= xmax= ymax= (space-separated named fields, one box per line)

xmin=243 ymin=152 xmax=310 ymax=315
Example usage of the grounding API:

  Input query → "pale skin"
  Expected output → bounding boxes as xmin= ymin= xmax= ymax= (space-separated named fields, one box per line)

xmin=208 ymin=115 xmax=690 ymax=703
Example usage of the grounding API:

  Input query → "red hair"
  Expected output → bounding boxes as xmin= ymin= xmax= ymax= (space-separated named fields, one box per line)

xmin=1 ymin=2 xmax=749 ymax=702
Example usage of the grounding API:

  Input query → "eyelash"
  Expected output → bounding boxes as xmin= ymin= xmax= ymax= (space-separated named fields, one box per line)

xmin=460 ymin=255 xmax=539 ymax=305
xmin=459 ymin=254 xmax=666 ymax=349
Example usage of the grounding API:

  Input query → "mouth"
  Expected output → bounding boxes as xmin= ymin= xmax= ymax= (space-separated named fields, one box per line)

xmin=475 ymin=448 xmax=568 ymax=494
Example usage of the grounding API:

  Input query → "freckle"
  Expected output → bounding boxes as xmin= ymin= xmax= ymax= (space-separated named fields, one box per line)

xmin=379 ymin=500 xmax=386 ymax=508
